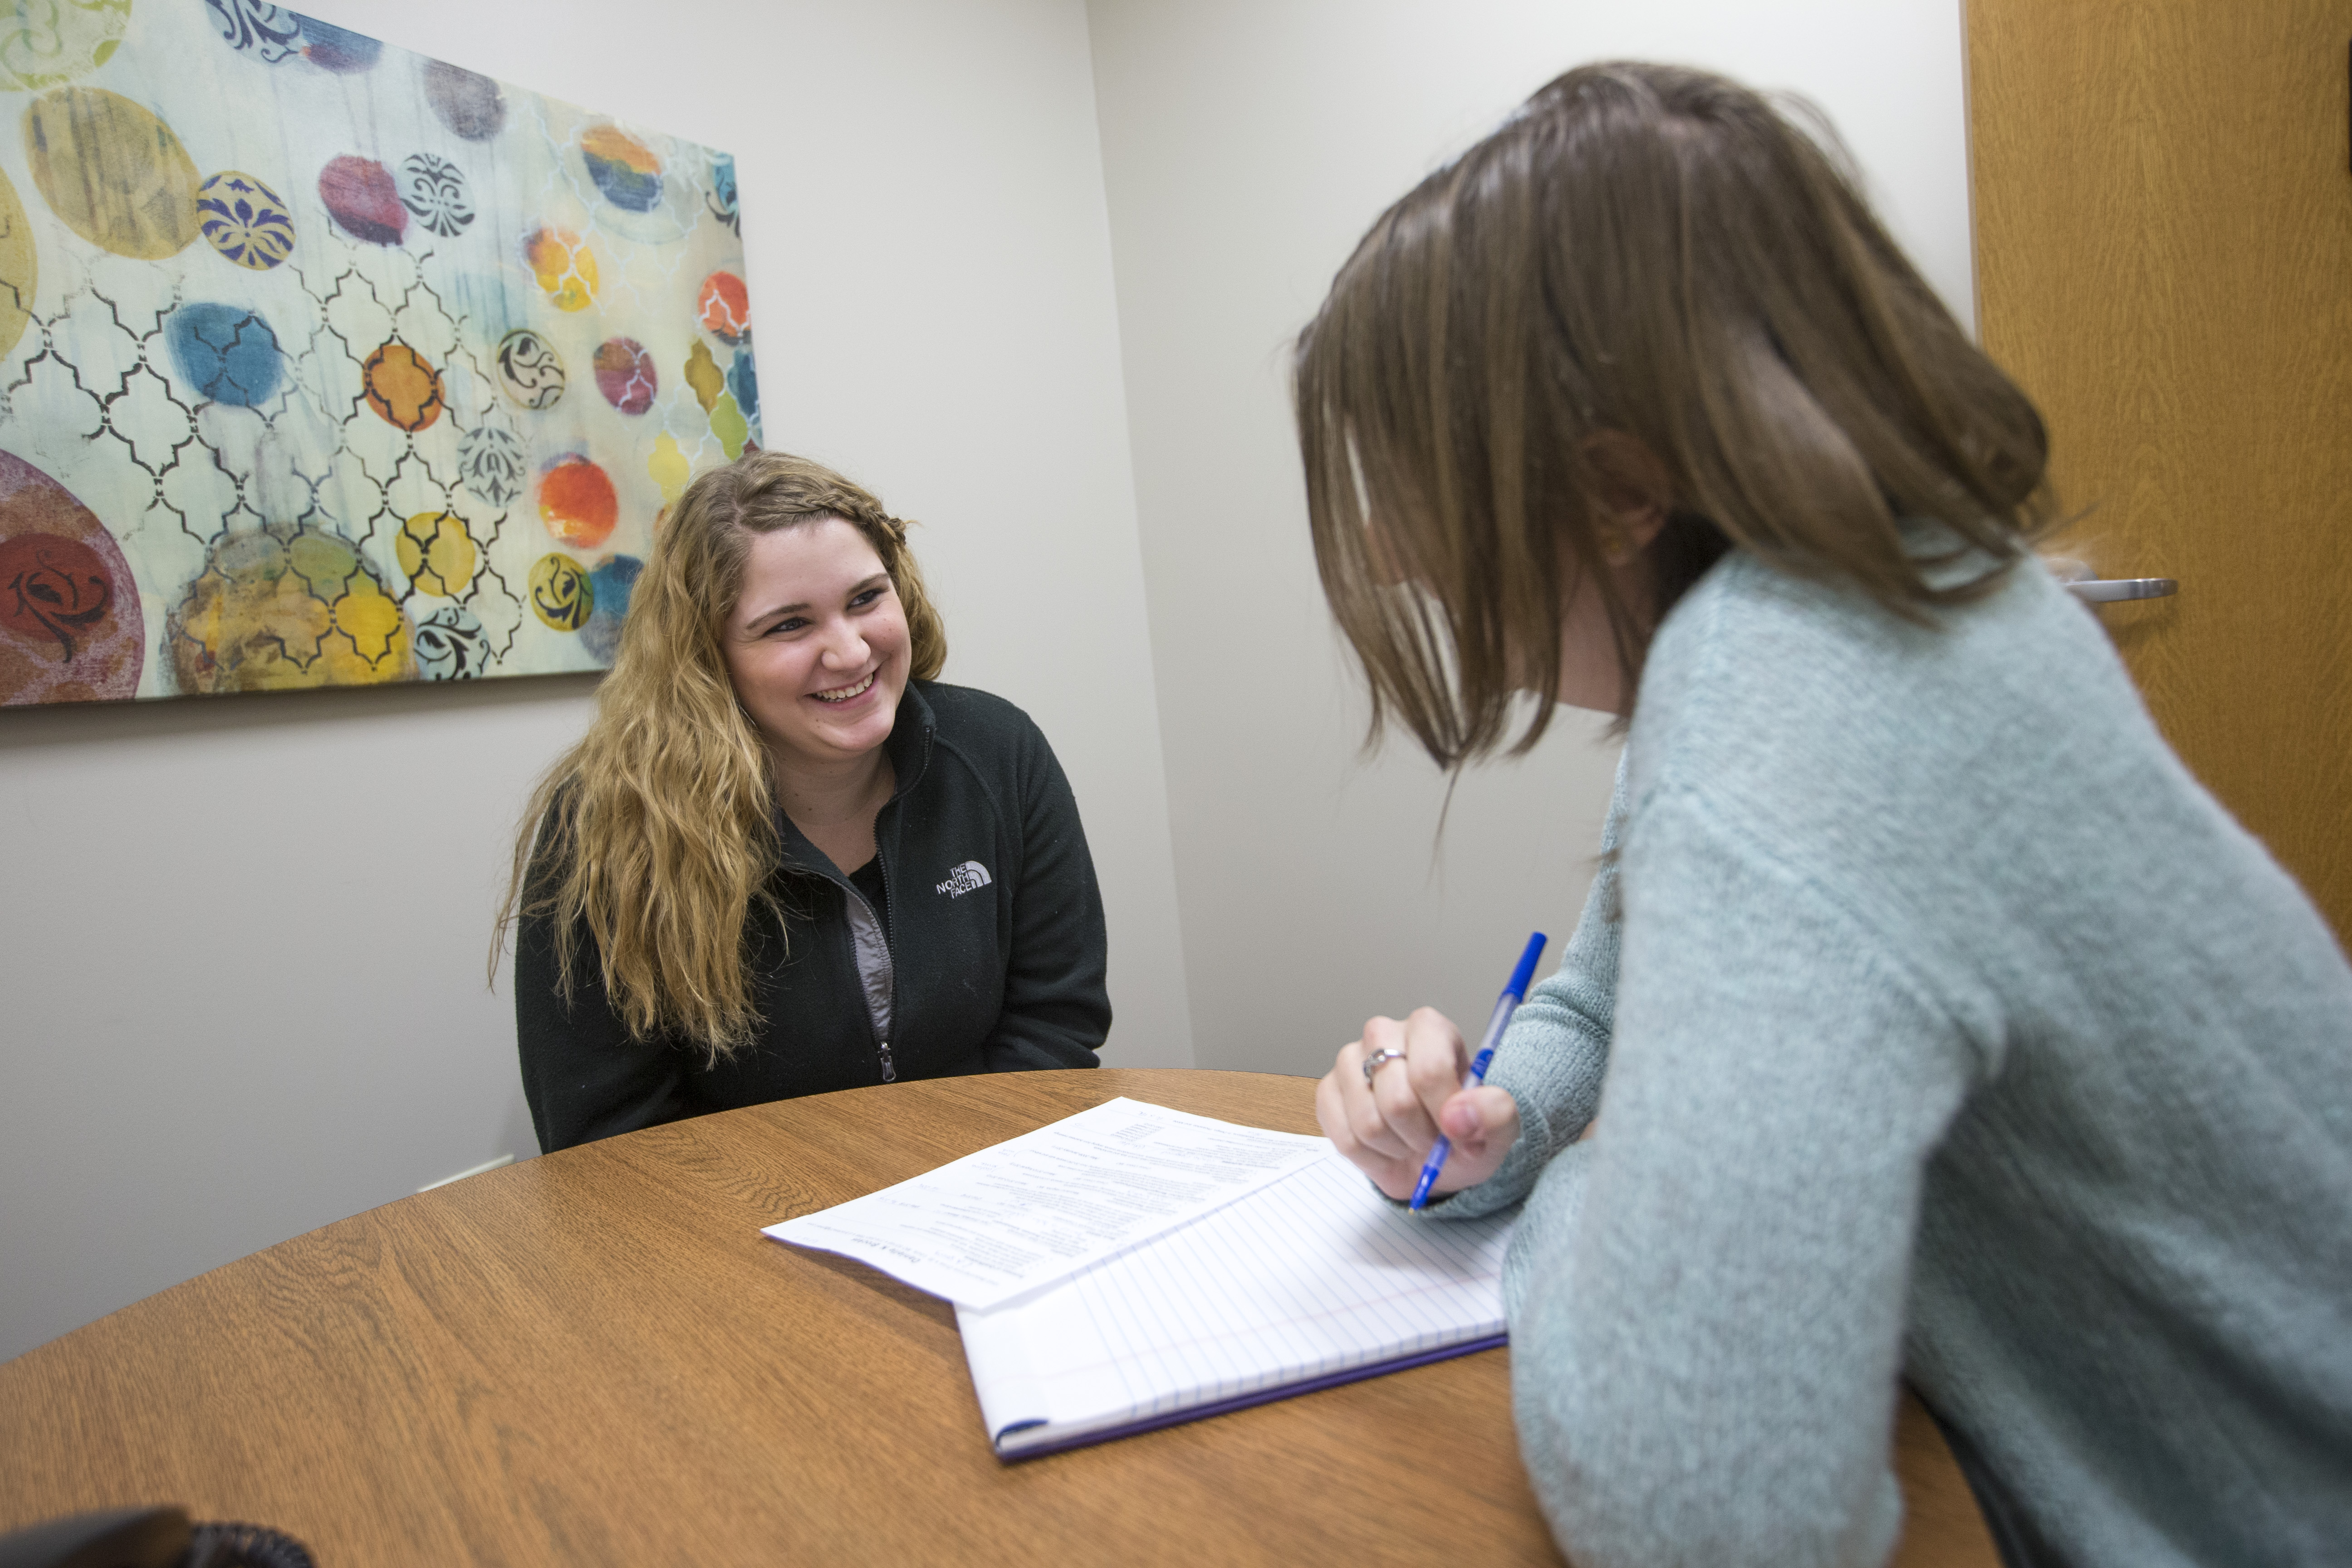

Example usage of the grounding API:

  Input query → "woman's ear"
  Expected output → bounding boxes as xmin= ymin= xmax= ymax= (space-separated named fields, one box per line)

xmin=1580 ymin=431 xmax=1676 ymax=563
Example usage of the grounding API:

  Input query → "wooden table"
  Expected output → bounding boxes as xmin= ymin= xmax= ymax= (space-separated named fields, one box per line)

xmin=0 ymin=1070 xmax=1998 ymax=1565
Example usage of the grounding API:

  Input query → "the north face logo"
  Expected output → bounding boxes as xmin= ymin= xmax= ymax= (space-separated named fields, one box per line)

xmin=936 ymin=860 xmax=993 ymax=897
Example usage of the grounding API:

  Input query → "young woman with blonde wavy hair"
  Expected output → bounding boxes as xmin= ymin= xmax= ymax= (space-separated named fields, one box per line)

xmin=1302 ymin=63 xmax=2350 ymax=1568
xmin=500 ymin=450 xmax=1109 ymax=1151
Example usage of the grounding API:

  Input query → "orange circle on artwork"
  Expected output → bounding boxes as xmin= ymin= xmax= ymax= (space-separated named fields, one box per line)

xmin=363 ymin=341 xmax=446 ymax=431
xmin=696 ymin=270 xmax=750 ymax=344
xmin=537 ymin=456 xmax=618 ymax=550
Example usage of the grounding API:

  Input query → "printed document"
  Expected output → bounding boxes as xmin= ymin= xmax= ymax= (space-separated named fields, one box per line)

xmin=761 ymin=1098 xmax=1327 ymax=1309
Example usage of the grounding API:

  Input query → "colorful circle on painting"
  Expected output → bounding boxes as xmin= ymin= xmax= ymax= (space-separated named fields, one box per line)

xmin=414 ymin=602 xmax=490 ymax=679
xmin=165 ymin=304 xmax=285 ymax=407
xmin=395 ymin=510 xmax=477 ymax=598
xmin=579 ymin=125 xmax=662 ymax=214
xmin=0 ymin=451 xmax=142 ymax=706
xmin=728 ymin=349 xmax=760 ymax=425
xmin=0 ymin=530 xmax=109 ymax=649
xmin=457 ymin=425 xmax=526 ymax=509
xmin=397 ymin=153 xmax=474 ymax=238
xmin=683 ymin=340 xmax=724 ymax=414
xmin=697 ymin=271 xmax=750 ymax=345
xmin=24 ymin=88 xmax=202 ymax=259
xmin=529 ymin=552 xmax=593 ymax=632
xmin=319 ymin=155 xmax=406 ymax=245
xmin=523 ymin=226 xmax=596 ymax=311
xmin=579 ymin=554 xmax=645 ymax=663
xmin=707 ymin=153 xmax=739 ymax=234
xmin=207 ymin=0 xmax=303 ymax=62
xmin=363 ymin=341 xmax=446 ymax=431
xmin=495 ymin=328 xmax=565 ymax=409
xmin=299 ymin=17 xmax=381 ymax=74
xmin=537 ymin=456 xmax=617 ymax=550
xmin=196 ymin=172 xmax=296 ymax=270
xmin=423 ymin=59 xmax=506 ymax=141
xmin=593 ymin=338 xmax=657 ymax=415
xmin=0 ymin=169 xmax=34 ymax=363
xmin=166 ymin=524 xmax=413 ymax=692
xmin=1 ymin=0 xmax=127 ymax=90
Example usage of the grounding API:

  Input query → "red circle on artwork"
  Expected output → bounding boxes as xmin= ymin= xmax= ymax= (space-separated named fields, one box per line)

xmin=0 ymin=533 xmax=116 ymax=655
xmin=318 ymin=155 xmax=407 ymax=245
xmin=537 ymin=456 xmax=618 ymax=550
xmin=696 ymin=271 xmax=750 ymax=344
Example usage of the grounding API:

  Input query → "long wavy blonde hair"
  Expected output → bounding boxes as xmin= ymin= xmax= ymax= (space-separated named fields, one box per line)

xmin=493 ymin=450 xmax=949 ymax=1061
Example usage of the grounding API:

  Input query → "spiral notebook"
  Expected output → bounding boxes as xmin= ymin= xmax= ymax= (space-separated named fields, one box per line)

xmin=953 ymin=1148 xmax=1516 ymax=1460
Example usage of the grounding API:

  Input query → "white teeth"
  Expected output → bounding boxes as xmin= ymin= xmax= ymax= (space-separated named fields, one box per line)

xmin=813 ymin=673 xmax=875 ymax=703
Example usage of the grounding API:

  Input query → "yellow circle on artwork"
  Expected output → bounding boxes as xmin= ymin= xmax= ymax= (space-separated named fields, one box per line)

xmin=166 ymin=525 xmax=415 ymax=692
xmin=524 ymin=225 xmax=598 ymax=313
xmin=330 ymin=575 xmax=407 ymax=665
xmin=23 ymin=88 xmax=203 ymax=260
xmin=683 ymin=339 xmax=724 ymax=415
xmin=395 ymin=511 xmax=478 ymax=598
xmin=529 ymin=552 xmax=593 ymax=631
xmin=710 ymin=391 xmax=748 ymax=461
xmin=0 ymin=0 xmax=130 ymax=92
xmin=0 ymin=166 xmax=33 ymax=363
xmin=647 ymin=432 xmax=688 ymax=504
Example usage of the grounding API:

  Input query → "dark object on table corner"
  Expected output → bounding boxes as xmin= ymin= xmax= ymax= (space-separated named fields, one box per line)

xmin=0 ymin=1509 xmax=314 ymax=1568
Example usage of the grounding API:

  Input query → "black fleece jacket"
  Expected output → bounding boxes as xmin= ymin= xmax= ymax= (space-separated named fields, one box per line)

xmin=516 ymin=681 xmax=1109 ymax=1152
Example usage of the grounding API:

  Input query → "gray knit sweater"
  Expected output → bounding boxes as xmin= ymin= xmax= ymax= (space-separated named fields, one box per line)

xmin=1436 ymin=546 xmax=2352 ymax=1567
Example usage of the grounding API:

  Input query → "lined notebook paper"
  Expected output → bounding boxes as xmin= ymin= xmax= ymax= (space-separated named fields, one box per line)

xmin=956 ymin=1148 xmax=1516 ymax=1459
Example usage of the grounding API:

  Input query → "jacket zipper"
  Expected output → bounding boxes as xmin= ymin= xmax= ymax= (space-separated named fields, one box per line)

xmin=872 ymin=839 xmax=896 ymax=1082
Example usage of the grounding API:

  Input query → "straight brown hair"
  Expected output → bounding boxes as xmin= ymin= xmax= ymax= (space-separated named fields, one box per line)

xmin=1294 ymin=62 xmax=2052 ymax=767
xmin=493 ymin=450 xmax=946 ymax=1060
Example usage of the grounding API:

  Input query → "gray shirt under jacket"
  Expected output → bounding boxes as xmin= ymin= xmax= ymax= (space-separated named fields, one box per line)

xmin=1433 ymin=545 xmax=2352 ymax=1568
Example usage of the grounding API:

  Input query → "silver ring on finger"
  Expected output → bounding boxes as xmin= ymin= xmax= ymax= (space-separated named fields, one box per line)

xmin=1362 ymin=1047 xmax=1407 ymax=1083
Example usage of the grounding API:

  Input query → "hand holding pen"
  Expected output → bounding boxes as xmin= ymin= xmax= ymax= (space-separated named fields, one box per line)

xmin=1315 ymin=932 xmax=1548 ymax=1205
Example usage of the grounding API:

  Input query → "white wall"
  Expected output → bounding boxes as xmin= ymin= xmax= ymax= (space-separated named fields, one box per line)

xmin=0 ymin=0 xmax=1192 ymax=1363
xmin=1084 ymin=0 xmax=1974 ymax=1075
xmin=3 ymin=0 xmax=1978 ymax=1364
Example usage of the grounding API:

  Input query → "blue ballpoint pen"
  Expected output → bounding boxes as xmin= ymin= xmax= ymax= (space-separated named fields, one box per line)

xmin=1408 ymin=931 xmax=1548 ymax=1210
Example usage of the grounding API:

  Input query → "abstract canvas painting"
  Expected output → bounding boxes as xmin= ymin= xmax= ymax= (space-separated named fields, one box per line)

xmin=0 ymin=0 xmax=759 ymax=703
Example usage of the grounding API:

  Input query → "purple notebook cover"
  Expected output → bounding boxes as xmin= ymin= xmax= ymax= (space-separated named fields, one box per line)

xmin=990 ymin=1330 xmax=1509 ymax=1462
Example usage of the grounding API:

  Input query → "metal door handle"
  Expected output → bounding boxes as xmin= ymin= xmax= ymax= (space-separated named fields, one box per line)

xmin=2067 ymin=577 xmax=2178 ymax=603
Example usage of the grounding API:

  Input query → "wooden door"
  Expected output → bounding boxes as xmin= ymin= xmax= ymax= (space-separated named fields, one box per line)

xmin=1968 ymin=0 xmax=2352 ymax=947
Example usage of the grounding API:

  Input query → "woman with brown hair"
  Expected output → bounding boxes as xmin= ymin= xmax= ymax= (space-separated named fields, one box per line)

xmin=500 ymin=451 xmax=1109 ymax=1152
xmin=1302 ymin=63 xmax=2350 ymax=1568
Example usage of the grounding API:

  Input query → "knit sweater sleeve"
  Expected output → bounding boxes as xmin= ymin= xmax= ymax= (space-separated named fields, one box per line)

xmin=1505 ymin=784 xmax=1981 ymax=1568
xmin=1427 ymin=758 xmax=1627 ymax=1222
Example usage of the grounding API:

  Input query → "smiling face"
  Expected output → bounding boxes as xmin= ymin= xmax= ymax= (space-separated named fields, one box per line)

xmin=720 ymin=517 xmax=911 ymax=778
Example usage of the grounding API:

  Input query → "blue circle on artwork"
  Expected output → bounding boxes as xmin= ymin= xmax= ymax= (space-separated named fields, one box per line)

xmin=165 ymin=304 xmax=284 ymax=407
xmin=587 ymin=157 xmax=659 ymax=212
xmin=727 ymin=348 xmax=759 ymax=425
xmin=581 ymin=128 xmax=662 ymax=215
xmin=707 ymin=153 xmax=739 ymax=232
xmin=579 ymin=554 xmax=644 ymax=663
xmin=299 ymin=17 xmax=382 ymax=73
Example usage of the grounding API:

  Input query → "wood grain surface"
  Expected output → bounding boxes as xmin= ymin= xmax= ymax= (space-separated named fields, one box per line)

xmin=0 ymin=1070 xmax=1994 ymax=1566
xmin=1970 ymin=0 xmax=2352 ymax=945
